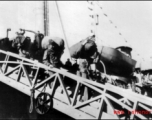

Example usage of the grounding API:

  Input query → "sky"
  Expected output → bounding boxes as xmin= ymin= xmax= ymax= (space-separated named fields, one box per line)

xmin=98 ymin=1 xmax=152 ymax=62
xmin=0 ymin=1 xmax=152 ymax=63
xmin=49 ymin=1 xmax=152 ymax=63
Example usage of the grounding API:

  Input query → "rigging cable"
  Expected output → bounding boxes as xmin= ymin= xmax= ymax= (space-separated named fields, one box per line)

xmin=55 ymin=1 xmax=71 ymax=60
xmin=94 ymin=2 xmax=144 ymax=61
xmin=87 ymin=1 xmax=144 ymax=60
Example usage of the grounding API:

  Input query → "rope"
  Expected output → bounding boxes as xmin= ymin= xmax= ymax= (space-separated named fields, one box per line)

xmin=29 ymin=89 xmax=35 ymax=113
xmin=55 ymin=1 xmax=72 ymax=60
xmin=88 ymin=2 xmax=146 ymax=61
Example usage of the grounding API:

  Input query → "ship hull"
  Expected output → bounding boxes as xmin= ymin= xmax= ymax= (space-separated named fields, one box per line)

xmin=96 ymin=46 xmax=136 ymax=78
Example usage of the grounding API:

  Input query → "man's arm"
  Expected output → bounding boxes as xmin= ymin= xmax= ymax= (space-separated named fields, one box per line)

xmin=43 ymin=49 xmax=51 ymax=66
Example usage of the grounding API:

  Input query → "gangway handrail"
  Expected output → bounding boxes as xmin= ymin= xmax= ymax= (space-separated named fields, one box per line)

xmin=0 ymin=49 xmax=152 ymax=119
xmin=0 ymin=50 xmax=107 ymax=89
xmin=0 ymin=49 xmax=151 ymax=99
xmin=1 ymin=49 xmax=152 ymax=102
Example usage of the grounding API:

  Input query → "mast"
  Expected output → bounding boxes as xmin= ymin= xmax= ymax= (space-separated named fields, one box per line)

xmin=44 ymin=0 xmax=49 ymax=36
xmin=34 ymin=1 xmax=44 ymax=34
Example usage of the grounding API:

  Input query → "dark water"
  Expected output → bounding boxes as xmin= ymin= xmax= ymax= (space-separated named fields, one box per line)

xmin=0 ymin=82 xmax=74 ymax=120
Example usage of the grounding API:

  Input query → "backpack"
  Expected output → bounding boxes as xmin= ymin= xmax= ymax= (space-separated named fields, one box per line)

xmin=69 ymin=38 xmax=97 ymax=59
xmin=42 ymin=36 xmax=65 ymax=51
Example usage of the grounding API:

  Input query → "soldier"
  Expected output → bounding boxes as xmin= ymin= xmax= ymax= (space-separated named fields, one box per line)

xmin=65 ymin=58 xmax=72 ymax=71
xmin=12 ymin=29 xmax=31 ymax=58
xmin=71 ymin=59 xmax=79 ymax=74
xmin=20 ymin=29 xmax=44 ymax=62
xmin=41 ymin=36 xmax=65 ymax=68
xmin=38 ymin=36 xmax=65 ymax=89
xmin=69 ymin=35 xmax=99 ymax=102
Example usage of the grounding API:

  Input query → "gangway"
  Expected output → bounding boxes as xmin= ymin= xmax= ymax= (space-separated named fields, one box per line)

xmin=0 ymin=49 xmax=152 ymax=119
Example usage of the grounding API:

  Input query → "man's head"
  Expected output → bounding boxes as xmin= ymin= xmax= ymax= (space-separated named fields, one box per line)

xmin=84 ymin=39 xmax=97 ymax=58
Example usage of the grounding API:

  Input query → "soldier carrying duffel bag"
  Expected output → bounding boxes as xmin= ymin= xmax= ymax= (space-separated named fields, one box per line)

xmin=41 ymin=36 xmax=65 ymax=68
xmin=69 ymin=35 xmax=99 ymax=102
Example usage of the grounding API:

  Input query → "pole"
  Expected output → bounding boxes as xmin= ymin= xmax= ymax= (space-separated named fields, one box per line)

xmin=55 ymin=1 xmax=71 ymax=60
xmin=6 ymin=28 xmax=11 ymax=38
xmin=44 ymin=1 xmax=47 ymax=36
xmin=44 ymin=0 xmax=49 ymax=36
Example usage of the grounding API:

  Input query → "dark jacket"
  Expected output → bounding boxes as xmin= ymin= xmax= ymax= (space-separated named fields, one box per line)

xmin=69 ymin=38 xmax=97 ymax=62
xmin=42 ymin=36 xmax=65 ymax=68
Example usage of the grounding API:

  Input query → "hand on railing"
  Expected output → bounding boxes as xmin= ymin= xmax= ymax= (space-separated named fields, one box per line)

xmin=49 ymin=64 xmax=54 ymax=69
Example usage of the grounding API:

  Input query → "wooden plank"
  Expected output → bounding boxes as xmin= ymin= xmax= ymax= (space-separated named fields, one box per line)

xmin=101 ymin=112 xmax=119 ymax=119
xmin=79 ymin=105 xmax=98 ymax=118
xmin=34 ymin=73 xmax=57 ymax=89
xmin=53 ymin=97 xmax=95 ymax=119
xmin=4 ymin=65 xmax=20 ymax=76
xmin=74 ymin=95 xmax=102 ymax=109
xmin=89 ymin=101 xmax=99 ymax=109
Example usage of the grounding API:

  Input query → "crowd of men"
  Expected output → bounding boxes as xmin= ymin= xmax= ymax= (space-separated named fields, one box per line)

xmin=0 ymin=29 xmax=105 ymax=102
xmin=2 ymin=28 xmax=151 ymax=100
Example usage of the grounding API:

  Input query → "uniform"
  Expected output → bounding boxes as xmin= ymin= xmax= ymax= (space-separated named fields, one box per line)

xmin=29 ymin=33 xmax=44 ymax=62
xmin=42 ymin=36 xmax=65 ymax=68
xmin=12 ymin=35 xmax=31 ymax=59
xmin=69 ymin=35 xmax=98 ymax=101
